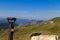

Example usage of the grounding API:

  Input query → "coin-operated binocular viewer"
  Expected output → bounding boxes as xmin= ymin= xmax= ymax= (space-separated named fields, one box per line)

xmin=7 ymin=17 xmax=16 ymax=40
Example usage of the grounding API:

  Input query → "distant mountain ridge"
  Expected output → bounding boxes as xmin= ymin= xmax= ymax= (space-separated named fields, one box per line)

xmin=0 ymin=18 xmax=44 ymax=24
xmin=0 ymin=18 xmax=44 ymax=29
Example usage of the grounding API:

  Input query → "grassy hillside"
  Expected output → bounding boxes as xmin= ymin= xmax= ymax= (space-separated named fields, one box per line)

xmin=0 ymin=17 xmax=60 ymax=40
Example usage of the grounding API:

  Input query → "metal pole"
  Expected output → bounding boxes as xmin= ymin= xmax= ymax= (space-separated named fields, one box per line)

xmin=8 ymin=22 xmax=14 ymax=40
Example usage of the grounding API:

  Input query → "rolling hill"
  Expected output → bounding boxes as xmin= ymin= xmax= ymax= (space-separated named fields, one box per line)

xmin=0 ymin=17 xmax=60 ymax=40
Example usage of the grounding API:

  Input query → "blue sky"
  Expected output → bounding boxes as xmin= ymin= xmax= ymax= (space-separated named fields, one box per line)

xmin=0 ymin=0 xmax=60 ymax=20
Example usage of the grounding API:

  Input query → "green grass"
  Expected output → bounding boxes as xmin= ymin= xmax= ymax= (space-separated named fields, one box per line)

xmin=0 ymin=17 xmax=60 ymax=40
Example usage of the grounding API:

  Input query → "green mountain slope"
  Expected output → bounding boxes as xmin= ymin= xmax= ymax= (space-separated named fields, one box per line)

xmin=0 ymin=17 xmax=60 ymax=40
